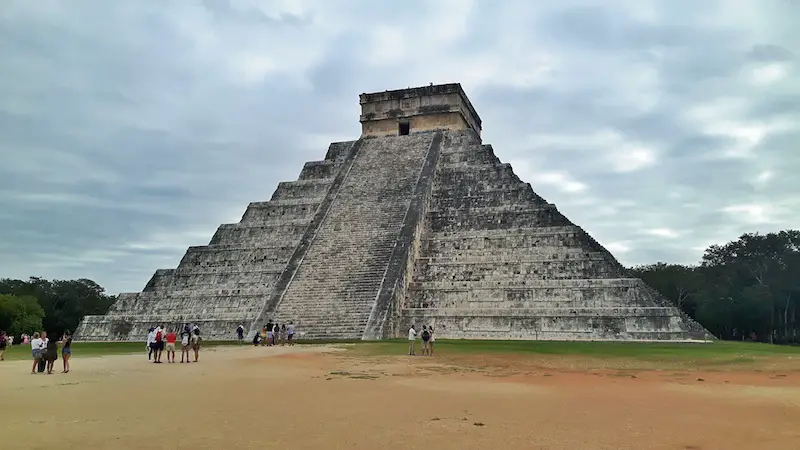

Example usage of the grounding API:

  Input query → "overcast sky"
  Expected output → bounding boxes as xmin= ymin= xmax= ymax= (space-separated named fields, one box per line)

xmin=0 ymin=0 xmax=797 ymax=294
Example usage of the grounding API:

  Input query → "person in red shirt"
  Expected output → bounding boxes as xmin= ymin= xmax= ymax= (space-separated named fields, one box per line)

xmin=165 ymin=330 xmax=178 ymax=363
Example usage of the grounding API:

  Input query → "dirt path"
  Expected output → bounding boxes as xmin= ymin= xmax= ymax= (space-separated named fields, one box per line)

xmin=1 ymin=345 xmax=799 ymax=450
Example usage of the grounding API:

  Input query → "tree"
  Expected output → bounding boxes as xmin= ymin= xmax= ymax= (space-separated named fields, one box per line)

xmin=0 ymin=277 xmax=116 ymax=336
xmin=630 ymin=263 xmax=703 ymax=317
xmin=0 ymin=293 xmax=45 ymax=337
xmin=633 ymin=230 xmax=800 ymax=344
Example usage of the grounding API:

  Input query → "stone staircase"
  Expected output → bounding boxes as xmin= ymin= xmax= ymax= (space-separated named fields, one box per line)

xmin=271 ymin=132 xmax=437 ymax=339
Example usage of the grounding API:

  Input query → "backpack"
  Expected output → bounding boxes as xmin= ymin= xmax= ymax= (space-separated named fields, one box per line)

xmin=155 ymin=331 xmax=162 ymax=342
xmin=422 ymin=329 xmax=430 ymax=340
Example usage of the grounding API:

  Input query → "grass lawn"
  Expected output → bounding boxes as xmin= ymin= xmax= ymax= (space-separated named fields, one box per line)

xmin=0 ymin=340 xmax=242 ymax=361
xmin=345 ymin=339 xmax=800 ymax=369
xmin=3 ymin=339 xmax=799 ymax=369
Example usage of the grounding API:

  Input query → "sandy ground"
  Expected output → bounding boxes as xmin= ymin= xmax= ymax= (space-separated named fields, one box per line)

xmin=2 ymin=345 xmax=800 ymax=450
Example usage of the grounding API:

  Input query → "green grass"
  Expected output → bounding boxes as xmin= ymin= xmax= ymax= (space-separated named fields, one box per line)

xmin=3 ymin=339 xmax=798 ymax=368
xmin=0 ymin=340 xmax=242 ymax=361
xmin=345 ymin=339 xmax=800 ymax=363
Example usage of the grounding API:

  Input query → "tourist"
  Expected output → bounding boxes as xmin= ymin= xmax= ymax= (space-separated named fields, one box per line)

xmin=165 ymin=329 xmax=177 ymax=363
xmin=272 ymin=323 xmax=279 ymax=346
xmin=260 ymin=326 xmax=267 ymax=346
xmin=190 ymin=329 xmax=201 ymax=362
xmin=0 ymin=331 xmax=6 ymax=361
xmin=236 ymin=324 xmax=245 ymax=343
xmin=266 ymin=322 xmax=274 ymax=346
xmin=421 ymin=326 xmax=431 ymax=356
xmin=428 ymin=326 xmax=435 ymax=356
xmin=30 ymin=332 xmax=44 ymax=374
xmin=286 ymin=322 xmax=295 ymax=345
xmin=408 ymin=325 xmax=417 ymax=356
xmin=280 ymin=324 xmax=287 ymax=345
xmin=146 ymin=327 xmax=156 ymax=360
xmin=180 ymin=327 xmax=192 ymax=363
xmin=61 ymin=330 xmax=73 ymax=373
xmin=153 ymin=326 xmax=164 ymax=363
xmin=44 ymin=333 xmax=58 ymax=374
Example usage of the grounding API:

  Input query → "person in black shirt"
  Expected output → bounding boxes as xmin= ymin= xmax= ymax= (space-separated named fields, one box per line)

xmin=44 ymin=334 xmax=58 ymax=374
xmin=61 ymin=330 xmax=73 ymax=373
xmin=0 ymin=330 xmax=7 ymax=361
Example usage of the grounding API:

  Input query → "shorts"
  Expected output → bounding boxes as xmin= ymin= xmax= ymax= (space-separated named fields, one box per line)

xmin=191 ymin=344 xmax=200 ymax=351
xmin=181 ymin=343 xmax=190 ymax=350
xmin=159 ymin=341 xmax=165 ymax=351
xmin=165 ymin=343 xmax=176 ymax=352
xmin=287 ymin=334 xmax=293 ymax=341
xmin=149 ymin=342 xmax=159 ymax=351
xmin=62 ymin=348 xmax=72 ymax=356
xmin=32 ymin=349 xmax=42 ymax=360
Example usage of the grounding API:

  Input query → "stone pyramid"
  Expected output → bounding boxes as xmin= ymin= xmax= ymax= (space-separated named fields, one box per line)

xmin=76 ymin=84 xmax=711 ymax=342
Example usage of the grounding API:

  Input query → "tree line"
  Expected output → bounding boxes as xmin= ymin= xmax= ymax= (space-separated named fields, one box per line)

xmin=630 ymin=230 xmax=800 ymax=344
xmin=1 ymin=229 xmax=798 ymax=343
xmin=0 ymin=277 xmax=116 ymax=339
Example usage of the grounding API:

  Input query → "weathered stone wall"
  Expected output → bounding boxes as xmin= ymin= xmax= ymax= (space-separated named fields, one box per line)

xmin=361 ymin=113 xmax=470 ymax=137
xmin=360 ymin=83 xmax=482 ymax=137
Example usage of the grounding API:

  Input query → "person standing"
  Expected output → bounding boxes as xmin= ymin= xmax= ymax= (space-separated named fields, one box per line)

xmin=190 ymin=329 xmax=201 ymax=362
xmin=0 ymin=331 xmax=7 ymax=361
xmin=286 ymin=322 xmax=295 ymax=345
xmin=421 ymin=326 xmax=431 ymax=356
xmin=146 ymin=327 xmax=156 ymax=361
xmin=165 ymin=329 xmax=178 ymax=363
xmin=153 ymin=326 xmax=164 ymax=363
xmin=236 ymin=324 xmax=245 ymax=343
xmin=61 ymin=330 xmax=73 ymax=373
xmin=428 ymin=326 xmax=436 ymax=356
xmin=266 ymin=322 xmax=273 ymax=347
xmin=408 ymin=325 xmax=417 ymax=356
xmin=180 ymin=328 xmax=192 ymax=363
xmin=30 ymin=332 xmax=44 ymax=374
xmin=44 ymin=333 xmax=58 ymax=374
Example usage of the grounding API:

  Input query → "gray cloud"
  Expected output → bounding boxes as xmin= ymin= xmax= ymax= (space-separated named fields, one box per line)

xmin=0 ymin=0 xmax=798 ymax=293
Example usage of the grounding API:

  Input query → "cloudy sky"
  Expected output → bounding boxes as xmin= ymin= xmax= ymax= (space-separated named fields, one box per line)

xmin=0 ymin=0 xmax=797 ymax=294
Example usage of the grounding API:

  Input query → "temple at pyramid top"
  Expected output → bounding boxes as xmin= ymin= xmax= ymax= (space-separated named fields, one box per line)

xmin=359 ymin=83 xmax=482 ymax=137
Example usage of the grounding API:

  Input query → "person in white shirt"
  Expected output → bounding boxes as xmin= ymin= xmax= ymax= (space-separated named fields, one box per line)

xmin=286 ymin=322 xmax=295 ymax=346
xmin=408 ymin=325 xmax=417 ymax=356
xmin=146 ymin=327 xmax=156 ymax=360
xmin=428 ymin=326 xmax=436 ymax=356
xmin=30 ymin=332 xmax=45 ymax=374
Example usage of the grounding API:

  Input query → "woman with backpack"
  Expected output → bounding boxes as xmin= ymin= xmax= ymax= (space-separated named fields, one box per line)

xmin=180 ymin=328 xmax=192 ymax=363
xmin=421 ymin=326 xmax=431 ymax=356
xmin=190 ymin=328 xmax=202 ymax=362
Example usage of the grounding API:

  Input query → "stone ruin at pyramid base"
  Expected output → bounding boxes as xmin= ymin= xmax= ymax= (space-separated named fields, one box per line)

xmin=76 ymin=84 xmax=712 ymax=342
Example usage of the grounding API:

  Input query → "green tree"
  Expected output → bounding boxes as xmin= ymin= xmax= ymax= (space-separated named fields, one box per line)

xmin=0 ymin=293 xmax=45 ymax=337
xmin=0 ymin=277 xmax=116 ymax=336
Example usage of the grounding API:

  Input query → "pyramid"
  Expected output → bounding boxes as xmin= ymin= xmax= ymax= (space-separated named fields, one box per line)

xmin=76 ymin=83 xmax=711 ymax=342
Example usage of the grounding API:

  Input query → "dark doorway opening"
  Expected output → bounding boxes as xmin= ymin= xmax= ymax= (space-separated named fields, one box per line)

xmin=398 ymin=122 xmax=410 ymax=136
